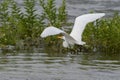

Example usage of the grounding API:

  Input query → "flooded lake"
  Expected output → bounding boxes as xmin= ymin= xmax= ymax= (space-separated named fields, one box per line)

xmin=0 ymin=0 xmax=120 ymax=80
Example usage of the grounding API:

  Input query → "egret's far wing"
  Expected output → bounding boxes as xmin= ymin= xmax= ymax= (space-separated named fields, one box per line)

xmin=70 ymin=13 xmax=105 ymax=42
xmin=40 ymin=26 xmax=65 ymax=38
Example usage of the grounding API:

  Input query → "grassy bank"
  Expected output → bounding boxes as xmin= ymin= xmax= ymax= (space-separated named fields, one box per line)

xmin=0 ymin=0 xmax=120 ymax=53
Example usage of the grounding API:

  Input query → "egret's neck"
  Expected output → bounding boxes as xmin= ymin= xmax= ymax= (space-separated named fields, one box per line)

xmin=63 ymin=41 xmax=69 ymax=48
xmin=62 ymin=36 xmax=65 ymax=40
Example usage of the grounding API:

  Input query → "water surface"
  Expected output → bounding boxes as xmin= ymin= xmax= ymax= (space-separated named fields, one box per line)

xmin=0 ymin=52 xmax=120 ymax=80
xmin=66 ymin=0 xmax=120 ymax=17
xmin=8 ymin=0 xmax=120 ymax=17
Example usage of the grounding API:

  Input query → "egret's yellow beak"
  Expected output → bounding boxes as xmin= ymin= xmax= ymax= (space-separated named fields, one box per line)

xmin=57 ymin=35 xmax=63 ymax=39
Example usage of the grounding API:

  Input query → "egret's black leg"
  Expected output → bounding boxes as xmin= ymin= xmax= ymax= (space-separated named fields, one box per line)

xmin=77 ymin=45 xmax=83 ymax=52
xmin=73 ymin=45 xmax=83 ymax=54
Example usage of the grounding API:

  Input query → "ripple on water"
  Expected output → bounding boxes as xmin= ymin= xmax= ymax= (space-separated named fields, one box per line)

xmin=0 ymin=52 xmax=120 ymax=80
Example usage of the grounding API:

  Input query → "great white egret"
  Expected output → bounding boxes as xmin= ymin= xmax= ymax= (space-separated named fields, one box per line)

xmin=40 ymin=13 xmax=105 ymax=48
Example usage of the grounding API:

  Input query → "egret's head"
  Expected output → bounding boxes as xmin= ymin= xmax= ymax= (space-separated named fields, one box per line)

xmin=57 ymin=33 xmax=64 ymax=39
xmin=57 ymin=35 xmax=63 ymax=39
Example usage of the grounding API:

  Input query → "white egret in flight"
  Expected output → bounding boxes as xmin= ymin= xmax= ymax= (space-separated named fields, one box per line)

xmin=40 ymin=13 xmax=105 ymax=48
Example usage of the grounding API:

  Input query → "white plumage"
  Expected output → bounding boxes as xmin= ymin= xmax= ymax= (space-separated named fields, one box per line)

xmin=40 ymin=26 xmax=65 ymax=38
xmin=40 ymin=13 xmax=105 ymax=48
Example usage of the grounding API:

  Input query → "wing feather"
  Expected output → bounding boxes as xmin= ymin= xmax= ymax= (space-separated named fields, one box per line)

xmin=70 ymin=13 xmax=105 ymax=42
xmin=40 ymin=26 xmax=65 ymax=38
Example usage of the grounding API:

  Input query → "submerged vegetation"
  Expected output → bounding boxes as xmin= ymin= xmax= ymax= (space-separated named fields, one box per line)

xmin=0 ymin=0 xmax=119 ymax=53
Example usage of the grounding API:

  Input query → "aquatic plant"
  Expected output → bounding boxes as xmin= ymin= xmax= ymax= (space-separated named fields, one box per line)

xmin=83 ymin=12 xmax=120 ymax=53
xmin=0 ymin=0 xmax=67 ymax=49
xmin=39 ymin=0 xmax=67 ymax=27
xmin=0 ymin=0 xmax=119 ymax=54
xmin=0 ymin=0 xmax=15 ymax=45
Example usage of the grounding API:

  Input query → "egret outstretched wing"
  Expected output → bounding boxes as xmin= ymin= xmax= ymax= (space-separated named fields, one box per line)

xmin=40 ymin=26 xmax=77 ymax=47
xmin=40 ymin=26 xmax=65 ymax=38
xmin=70 ymin=13 xmax=105 ymax=42
xmin=40 ymin=26 xmax=76 ymax=43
